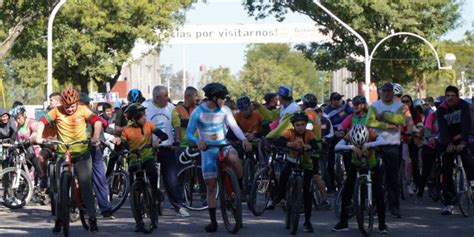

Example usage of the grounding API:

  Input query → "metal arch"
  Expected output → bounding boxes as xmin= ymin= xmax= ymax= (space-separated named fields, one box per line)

xmin=369 ymin=32 xmax=446 ymax=70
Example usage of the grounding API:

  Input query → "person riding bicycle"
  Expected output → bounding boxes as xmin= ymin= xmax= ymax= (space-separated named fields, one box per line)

xmin=106 ymin=89 xmax=145 ymax=177
xmin=114 ymin=103 xmax=168 ymax=232
xmin=36 ymin=88 xmax=103 ymax=233
xmin=272 ymin=111 xmax=319 ymax=232
xmin=437 ymin=86 xmax=474 ymax=215
xmin=332 ymin=124 xmax=388 ymax=234
xmin=186 ymin=82 xmax=252 ymax=233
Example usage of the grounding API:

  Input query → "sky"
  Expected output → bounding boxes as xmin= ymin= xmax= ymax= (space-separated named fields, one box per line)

xmin=159 ymin=0 xmax=474 ymax=87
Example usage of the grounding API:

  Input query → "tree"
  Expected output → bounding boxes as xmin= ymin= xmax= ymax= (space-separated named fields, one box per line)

xmin=244 ymin=1 xmax=460 ymax=86
xmin=3 ymin=0 xmax=192 ymax=106
xmin=0 ymin=1 xmax=57 ymax=60
xmin=239 ymin=44 xmax=320 ymax=100
xmin=201 ymin=66 xmax=240 ymax=99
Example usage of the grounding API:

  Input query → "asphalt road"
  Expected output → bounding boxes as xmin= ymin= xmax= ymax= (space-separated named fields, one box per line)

xmin=1 ymin=194 xmax=473 ymax=237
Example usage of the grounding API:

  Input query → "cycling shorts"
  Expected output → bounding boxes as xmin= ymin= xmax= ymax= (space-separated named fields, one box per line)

xmin=201 ymin=146 xmax=235 ymax=180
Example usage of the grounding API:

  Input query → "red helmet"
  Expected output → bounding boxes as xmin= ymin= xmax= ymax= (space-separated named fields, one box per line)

xmin=61 ymin=88 xmax=80 ymax=105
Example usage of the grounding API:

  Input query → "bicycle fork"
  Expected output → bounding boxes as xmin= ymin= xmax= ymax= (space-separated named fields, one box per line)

xmin=357 ymin=171 xmax=373 ymax=207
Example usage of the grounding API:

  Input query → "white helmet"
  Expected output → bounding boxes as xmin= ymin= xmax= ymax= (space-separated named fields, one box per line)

xmin=392 ymin=83 xmax=403 ymax=96
xmin=350 ymin=124 xmax=369 ymax=146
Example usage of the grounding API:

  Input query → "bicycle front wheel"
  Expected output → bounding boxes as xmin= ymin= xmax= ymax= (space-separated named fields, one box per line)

xmin=59 ymin=171 xmax=72 ymax=237
xmin=130 ymin=181 xmax=157 ymax=234
xmin=0 ymin=167 xmax=34 ymax=209
xmin=219 ymin=167 xmax=242 ymax=234
xmin=353 ymin=176 xmax=374 ymax=236
xmin=249 ymin=166 xmax=273 ymax=216
xmin=456 ymin=168 xmax=472 ymax=217
xmin=288 ymin=175 xmax=302 ymax=235
xmin=178 ymin=165 xmax=209 ymax=211
xmin=107 ymin=171 xmax=129 ymax=213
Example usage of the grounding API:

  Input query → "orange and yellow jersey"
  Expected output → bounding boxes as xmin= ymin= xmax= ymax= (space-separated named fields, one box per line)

xmin=281 ymin=129 xmax=316 ymax=170
xmin=120 ymin=121 xmax=156 ymax=167
xmin=40 ymin=105 xmax=99 ymax=157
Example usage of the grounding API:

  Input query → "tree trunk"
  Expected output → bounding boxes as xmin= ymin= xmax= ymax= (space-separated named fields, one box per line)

xmin=415 ymin=74 xmax=427 ymax=99
xmin=0 ymin=13 xmax=36 ymax=60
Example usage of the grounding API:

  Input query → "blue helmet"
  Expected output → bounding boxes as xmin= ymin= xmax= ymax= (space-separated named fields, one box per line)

xmin=435 ymin=96 xmax=445 ymax=107
xmin=277 ymin=86 xmax=292 ymax=99
xmin=236 ymin=96 xmax=251 ymax=110
xmin=127 ymin=89 xmax=145 ymax=104
xmin=11 ymin=105 xmax=26 ymax=118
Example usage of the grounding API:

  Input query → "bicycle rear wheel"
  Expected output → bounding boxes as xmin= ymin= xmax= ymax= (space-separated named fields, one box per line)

xmin=219 ymin=167 xmax=242 ymax=234
xmin=107 ymin=171 xmax=129 ymax=213
xmin=456 ymin=168 xmax=472 ymax=217
xmin=311 ymin=180 xmax=322 ymax=208
xmin=59 ymin=171 xmax=72 ymax=237
xmin=0 ymin=167 xmax=34 ymax=209
xmin=48 ymin=163 xmax=57 ymax=215
xmin=354 ymin=176 xmax=374 ymax=236
xmin=249 ymin=166 xmax=273 ymax=216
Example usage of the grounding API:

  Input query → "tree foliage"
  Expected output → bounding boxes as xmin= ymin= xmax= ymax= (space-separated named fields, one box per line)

xmin=244 ymin=0 xmax=460 ymax=85
xmin=203 ymin=44 xmax=325 ymax=101
xmin=2 ymin=0 xmax=192 ymax=105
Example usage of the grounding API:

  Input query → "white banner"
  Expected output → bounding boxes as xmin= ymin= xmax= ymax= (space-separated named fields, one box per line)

xmin=159 ymin=23 xmax=331 ymax=44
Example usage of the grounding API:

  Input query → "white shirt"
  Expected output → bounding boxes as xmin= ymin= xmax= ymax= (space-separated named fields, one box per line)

xmin=143 ymin=100 xmax=175 ymax=146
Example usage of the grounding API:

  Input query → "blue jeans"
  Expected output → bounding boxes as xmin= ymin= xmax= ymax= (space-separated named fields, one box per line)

xmin=91 ymin=147 xmax=112 ymax=214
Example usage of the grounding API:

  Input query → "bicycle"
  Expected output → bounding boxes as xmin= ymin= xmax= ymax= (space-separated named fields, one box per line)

xmin=206 ymin=143 xmax=242 ymax=234
xmin=334 ymin=151 xmax=347 ymax=191
xmin=248 ymin=144 xmax=284 ymax=216
xmin=102 ymin=141 xmax=130 ymax=213
xmin=0 ymin=139 xmax=35 ymax=209
xmin=353 ymin=156 xmax=384 ymax=236
xmin=453 ymin=150 xmax=473 ymax=217
xmin=129 ymin=144 xmax=159 ymax=234
xmin=242 ymin=139 xmax=260 ymax=205
xmin=44 ymin=139 xmax=92 ymax=237
xmin=280 ymin=146 xmax=312 ymax=235
xmin=177 ymin=146 xmax=219 ymax=211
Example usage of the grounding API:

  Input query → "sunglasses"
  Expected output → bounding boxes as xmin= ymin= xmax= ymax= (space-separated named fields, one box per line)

xmin=401 ymin=100 xmax=410 ymax=103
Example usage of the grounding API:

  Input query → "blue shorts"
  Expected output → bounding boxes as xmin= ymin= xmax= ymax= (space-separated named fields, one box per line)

xmin=201 ymin=146 xmax=235 ymax=180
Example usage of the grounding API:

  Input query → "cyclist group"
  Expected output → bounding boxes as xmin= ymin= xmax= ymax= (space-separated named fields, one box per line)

xmin=1 ymin=80 xmax=473 ymax=235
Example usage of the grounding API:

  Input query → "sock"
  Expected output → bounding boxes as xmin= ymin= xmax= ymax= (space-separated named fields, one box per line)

xmin=209 ymin=208 xmax=217 ymax=223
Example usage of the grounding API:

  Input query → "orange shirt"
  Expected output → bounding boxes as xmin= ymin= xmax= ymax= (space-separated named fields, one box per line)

xmin=282 ymin=129 xmax=315 ymax=170
xmin=43 ymin=105 xmax=93 ymax=156
xmin=120 ymin=121 xmax=156 ymax=166
xmin=234 ymin=110 xmax=264 ymax=134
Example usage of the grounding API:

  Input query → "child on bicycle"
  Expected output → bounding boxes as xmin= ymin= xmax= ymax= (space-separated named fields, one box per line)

xmin=114 ymin=103 xmax=168 ymax=232
xmin=273 ymin=111 xmax=319 ymax=233
xmin=332 ymin=124 xmax=387 ymax=234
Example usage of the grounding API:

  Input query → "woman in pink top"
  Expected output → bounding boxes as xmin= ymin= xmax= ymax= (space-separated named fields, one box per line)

xmin=417 ymin=106 xmax=439 ymax=200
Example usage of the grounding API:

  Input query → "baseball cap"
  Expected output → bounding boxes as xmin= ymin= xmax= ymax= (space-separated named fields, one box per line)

xmin=380 ymin=83 xmax=394 ymax=91
xmin=277 ymin=86 xmax=292 ymax=98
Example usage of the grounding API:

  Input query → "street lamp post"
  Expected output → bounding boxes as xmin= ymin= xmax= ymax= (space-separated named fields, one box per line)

xmin=47 ymin=0 xmax=67 ymax=99
xmin=312 ymin=0 xmax=371 ymax=99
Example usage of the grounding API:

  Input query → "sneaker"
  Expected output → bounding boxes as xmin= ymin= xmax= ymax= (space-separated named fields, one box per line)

xmin=332 ymin=221 xmax=349 ymax=232
xmin=319 ymin=200 xmax=332 ymax=210
xmin=303 ymin=222 xmax=314 ymax=233
xmin=266 ymin=200 xmax=275 ymax=210
xmin=390 ymin=208 xmax=402 ymax=218
xmin=379 ymin=224 xmax=389 ymax=234
xmin=205 ymin=222 xmax=218 ymax=232
xmin=177 ymin=207 xmax=190 ymax=217
xmin=102 ymin=210 xmax=115 ymax=220
xmin=442 ymin=205 xmax=454 ymax=215
xmin=89 ymin=217 xmax=98 ymax=233
xmin=134 ymin=224 xmax=146 ymax=233
xmin=406 ymin=183 xmax=415 ymax=195
xmin=52 ymin=219 xmax=62 ymax=234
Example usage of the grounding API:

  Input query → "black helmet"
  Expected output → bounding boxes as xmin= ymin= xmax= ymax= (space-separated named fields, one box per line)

xmin=352 ymin=95 xmax=367 ymax=105
xmin=236 ymin=96 xmax=251 ymax=110
xmin=302 ymin=94 xmax=317 ymax=108
xmin=202 ymin=83 xmax=228 ymax=99
xmin=290 ymin=111 xmax=309 ymax=124
xmin=127 ymin=89 xmax=145 ymax=104
xmin=124 ymin=103 xmax=146 ymax=121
